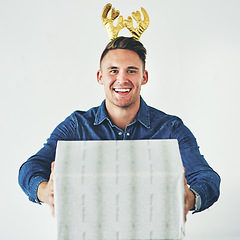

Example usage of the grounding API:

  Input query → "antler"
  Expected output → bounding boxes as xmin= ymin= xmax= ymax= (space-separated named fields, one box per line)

xmin=101 ymin=3 xmax=125 ymax=40
xmin=124 ymin=7 xmax=149 ymax=40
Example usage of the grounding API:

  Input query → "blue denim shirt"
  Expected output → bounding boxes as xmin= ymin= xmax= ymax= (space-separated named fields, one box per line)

xmin=18 ymin=97 xmax=220 ymax=212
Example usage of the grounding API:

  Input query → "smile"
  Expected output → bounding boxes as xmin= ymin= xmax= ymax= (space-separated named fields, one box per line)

xmin=113 ymin=88 xmax=131 ymax=93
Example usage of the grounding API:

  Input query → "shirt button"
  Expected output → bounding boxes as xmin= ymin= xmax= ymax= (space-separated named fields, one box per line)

xmin=126 ymin=133 xmax=130 ymax=136
xmin=118 ymin=132 xmax=122 ymax=136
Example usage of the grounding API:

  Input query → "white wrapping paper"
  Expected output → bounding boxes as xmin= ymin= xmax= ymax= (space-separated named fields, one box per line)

xmin=55 ymin=140 xmax=184 ymax=240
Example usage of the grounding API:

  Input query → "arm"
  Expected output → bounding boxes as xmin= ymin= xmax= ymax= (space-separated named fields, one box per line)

xmin=18 ymin=113 xmax=77 ymax=204
xmin=172 ymin=119 xmax=221 ymax=212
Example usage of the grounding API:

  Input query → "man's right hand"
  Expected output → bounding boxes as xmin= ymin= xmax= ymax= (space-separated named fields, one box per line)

xmin=37 ymin=161 xmax=55 ymax=217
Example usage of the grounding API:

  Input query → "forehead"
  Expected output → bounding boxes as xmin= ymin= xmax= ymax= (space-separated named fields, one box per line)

xmin=101 ymin=49 xmax=143 ymax=68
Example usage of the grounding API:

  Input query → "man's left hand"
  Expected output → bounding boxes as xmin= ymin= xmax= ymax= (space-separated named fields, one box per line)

xmin=184 ymin=177 xmax=195 ymax=221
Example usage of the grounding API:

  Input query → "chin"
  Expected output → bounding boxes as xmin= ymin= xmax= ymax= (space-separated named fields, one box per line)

xmin=114 ymin=100 xmax=135 ymax=109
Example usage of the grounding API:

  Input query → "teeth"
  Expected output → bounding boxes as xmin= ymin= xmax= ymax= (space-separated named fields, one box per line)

xmin=114 ymin=88 xmax=131 ymax=93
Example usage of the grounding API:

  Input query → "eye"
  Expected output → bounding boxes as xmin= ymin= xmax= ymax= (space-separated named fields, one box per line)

xmin=127 ymin=70 xmax=137 ymax=74
xmin=110 ymin=69 xmax=118 ymax=74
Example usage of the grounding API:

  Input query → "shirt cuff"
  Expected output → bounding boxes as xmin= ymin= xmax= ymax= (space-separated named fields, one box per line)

xmin=29 ymin=176 xmax=48 ymax=204
xmin=189 ymin=188 xmax=202 ymax=212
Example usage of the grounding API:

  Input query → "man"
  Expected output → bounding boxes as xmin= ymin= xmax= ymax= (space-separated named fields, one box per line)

xmin=18 ymin=36 xmax=220 ymax=220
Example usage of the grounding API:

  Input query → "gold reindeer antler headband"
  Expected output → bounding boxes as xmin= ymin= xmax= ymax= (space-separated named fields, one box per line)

xmin=101 ymin=3 xmax=149 ymax=40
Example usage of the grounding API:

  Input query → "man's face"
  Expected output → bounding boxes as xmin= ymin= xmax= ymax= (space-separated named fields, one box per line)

xmin=97 ymin=49 xmax=148 ymax=112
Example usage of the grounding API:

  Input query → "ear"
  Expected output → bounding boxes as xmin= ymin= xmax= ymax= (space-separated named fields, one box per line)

xmin=97 ymin=70 xmax=103 ymax=85
xmin=141 ymin=70 xmax=148 ymax=85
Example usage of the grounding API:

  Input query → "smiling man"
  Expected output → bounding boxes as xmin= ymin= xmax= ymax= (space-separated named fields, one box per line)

xmin=97 ymin=47 xmax=148 ymax=130
xmin=18 ymin=37 xmax=220 ymax=220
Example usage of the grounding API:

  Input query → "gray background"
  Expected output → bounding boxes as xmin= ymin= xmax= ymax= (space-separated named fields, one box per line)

xmin=0 ymin=0 xmax=239 ymax=239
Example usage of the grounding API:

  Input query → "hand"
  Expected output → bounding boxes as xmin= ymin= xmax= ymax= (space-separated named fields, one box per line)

xmin=184 ymin=177 xmax=195 ymax=221
xmin=37 ymin=161 xmax=55 ymax=217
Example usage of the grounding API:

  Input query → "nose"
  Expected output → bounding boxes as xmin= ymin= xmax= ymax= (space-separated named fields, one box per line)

xmin=116 ymin=70 xmax=128 ymax=84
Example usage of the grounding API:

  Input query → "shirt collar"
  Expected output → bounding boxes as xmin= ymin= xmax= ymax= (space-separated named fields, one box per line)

xmin=94 ymin=100 xmax=109 ymax=126
xmin=94 ymin=96 xmax=150 ymax=129
xmin=136 ymin=96 xmax=150 ymax=128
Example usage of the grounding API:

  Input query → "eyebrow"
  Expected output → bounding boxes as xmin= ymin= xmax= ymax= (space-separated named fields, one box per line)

xmin=107 ymin=66 xmax=118 ymax=70
xmin=107 ymin=66 xmax=139 ymax=70
xmin=127 ymin=66 xmax=139 ymax=70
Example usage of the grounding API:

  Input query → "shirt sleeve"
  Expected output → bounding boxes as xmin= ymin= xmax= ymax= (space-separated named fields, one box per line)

xmin=18 ymin=113 xmax=77 ymax=204
xmin=171 ymin=119 xmax=221 ymax=212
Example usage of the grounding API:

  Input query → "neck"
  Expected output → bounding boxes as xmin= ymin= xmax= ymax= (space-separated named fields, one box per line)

xmin=105 ymin=101 xmax=140 ymax=131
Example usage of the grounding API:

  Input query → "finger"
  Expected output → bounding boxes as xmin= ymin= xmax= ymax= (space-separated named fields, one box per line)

xmin=49 ymin=168 xmax=54 ymax=182
xmin=184 ymin=177 xmax=187 ymax=186
xmin=51 ymin=161 xmax=55 ymax=171
xmin=51 ymin=202 xmax=55 ymax=218
xmin=49 ymin=163 xmax=55 ymax=192
xmin=49 ymin=180 xmax=54 ymax=193
xmin=184 ymin=203 xmax=189 ymax=222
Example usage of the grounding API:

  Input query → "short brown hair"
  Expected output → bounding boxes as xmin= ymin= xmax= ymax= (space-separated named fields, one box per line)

xmin=100 ymin=36 xmax=147 ymax=69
